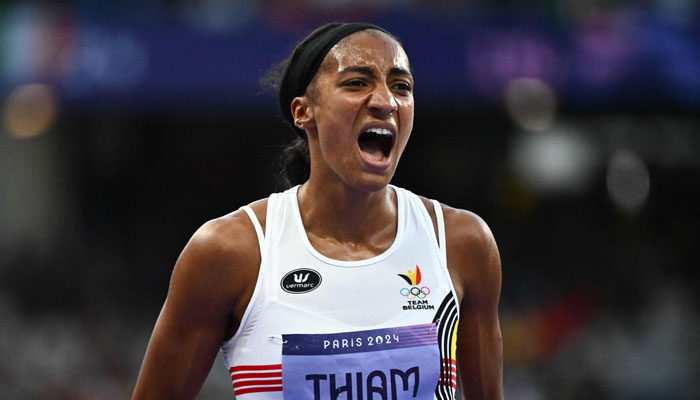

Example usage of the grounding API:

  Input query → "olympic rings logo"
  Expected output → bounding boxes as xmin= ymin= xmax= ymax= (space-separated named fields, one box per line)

xmin=400 ymin=286 xmax=431 ymax=299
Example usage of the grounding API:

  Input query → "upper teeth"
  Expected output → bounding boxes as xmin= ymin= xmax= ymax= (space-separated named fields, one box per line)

xmin=367 ymin=128 xmax=392 ymax=136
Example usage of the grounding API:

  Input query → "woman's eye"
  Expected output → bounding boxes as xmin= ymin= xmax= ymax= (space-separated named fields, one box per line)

xmin=344 ymin=80 xmax=366 ymax=87
xmin=393 ymin=82 xmax=412 ymax=92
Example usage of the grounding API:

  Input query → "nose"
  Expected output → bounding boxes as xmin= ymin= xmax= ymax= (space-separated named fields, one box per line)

xmin=367 ymin=84 xmax=398 ymax=116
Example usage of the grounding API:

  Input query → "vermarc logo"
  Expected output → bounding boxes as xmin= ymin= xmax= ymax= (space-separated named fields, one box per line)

xmin=281 ymin=268 xmax=322 ymax=294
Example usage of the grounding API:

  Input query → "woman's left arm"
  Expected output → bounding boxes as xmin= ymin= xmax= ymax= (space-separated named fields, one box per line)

xmin=444 ymin=207 xmax=503 ymax=400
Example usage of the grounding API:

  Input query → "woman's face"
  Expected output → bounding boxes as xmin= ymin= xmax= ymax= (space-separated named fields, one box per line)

xmin=300 ymin=30 xmax=414 ymax=192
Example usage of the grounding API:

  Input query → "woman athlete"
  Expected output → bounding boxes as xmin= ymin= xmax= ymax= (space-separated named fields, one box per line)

xmin=132 ymin=23 xmax=503 ymax=400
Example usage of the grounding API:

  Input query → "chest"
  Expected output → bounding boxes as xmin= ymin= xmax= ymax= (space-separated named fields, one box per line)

xmin=262 ymin=247 xmax=447 ymax=329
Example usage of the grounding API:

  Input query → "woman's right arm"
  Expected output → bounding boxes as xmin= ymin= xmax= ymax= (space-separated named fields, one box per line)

xmin=131 ymin=211 xmax=261 ymax=399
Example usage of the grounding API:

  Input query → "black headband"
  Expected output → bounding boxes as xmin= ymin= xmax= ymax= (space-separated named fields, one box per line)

xmin=279 ymin=22 xmax=392 ymax=137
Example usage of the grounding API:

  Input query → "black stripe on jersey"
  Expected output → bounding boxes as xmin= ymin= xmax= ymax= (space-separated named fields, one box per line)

xmin=432 ymin=293 xmax=458 ymax=400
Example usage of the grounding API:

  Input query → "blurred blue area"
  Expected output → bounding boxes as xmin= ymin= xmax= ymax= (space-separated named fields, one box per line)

xmin=2 ymin=2 xmax=699 ymax=111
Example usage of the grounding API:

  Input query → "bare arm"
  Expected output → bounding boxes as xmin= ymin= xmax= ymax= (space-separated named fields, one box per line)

xmin=444 ymin=206 xmax=503 ymax=400
xmin=132 ymin=211 xmax=261 ymax=399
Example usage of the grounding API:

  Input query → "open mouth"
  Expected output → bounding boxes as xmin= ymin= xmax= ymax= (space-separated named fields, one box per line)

xmin=358 ymin=128 xmax=393 ymax=162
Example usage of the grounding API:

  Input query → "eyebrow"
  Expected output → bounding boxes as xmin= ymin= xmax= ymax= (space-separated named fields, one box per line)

xmin=338 ymin=65 xmax=413 ymax=78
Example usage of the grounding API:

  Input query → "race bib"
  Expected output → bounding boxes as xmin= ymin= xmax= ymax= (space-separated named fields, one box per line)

xmin=282 ymin=323 xmax=440 ymax=400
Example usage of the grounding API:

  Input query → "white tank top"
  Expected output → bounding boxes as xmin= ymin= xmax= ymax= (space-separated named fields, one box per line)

xmin=220 ymin=185 xmax=459 ymax=399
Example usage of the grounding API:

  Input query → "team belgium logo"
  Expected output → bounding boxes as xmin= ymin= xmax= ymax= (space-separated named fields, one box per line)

xmin=397 ymin=265 xmax=433 ymax=310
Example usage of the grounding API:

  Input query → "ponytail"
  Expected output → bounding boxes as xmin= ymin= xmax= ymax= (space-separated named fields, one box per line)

xmin=277 ymin=136 xmax=310 ymax=190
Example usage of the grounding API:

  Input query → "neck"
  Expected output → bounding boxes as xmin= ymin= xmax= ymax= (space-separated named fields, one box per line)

xmin=297 ymin=179 xmax=397 ymax=246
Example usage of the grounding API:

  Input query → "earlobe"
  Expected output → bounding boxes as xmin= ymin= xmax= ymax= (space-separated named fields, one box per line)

xmin=291 ymin=97 xmax=316 ymax=130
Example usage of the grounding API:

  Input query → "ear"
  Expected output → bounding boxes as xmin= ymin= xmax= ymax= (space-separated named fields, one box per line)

xmin=291 ymin=96 xmax=316 ymax=130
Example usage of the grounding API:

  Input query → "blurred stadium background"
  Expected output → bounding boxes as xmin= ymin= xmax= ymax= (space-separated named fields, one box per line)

xmin=1 ymin=1 xmax=699 ymax=399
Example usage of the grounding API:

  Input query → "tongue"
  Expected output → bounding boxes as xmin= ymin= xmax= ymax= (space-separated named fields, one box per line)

xmin=358 ymin=140 xmax=385 ymax=162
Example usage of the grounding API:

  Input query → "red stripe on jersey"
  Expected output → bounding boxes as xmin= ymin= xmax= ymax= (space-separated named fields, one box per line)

xmin=439 ymin=358 xmax=457 ymax=389
xmin=233 ymin=379 xmax=283 ymax=389
xmin=230 ymin=364 xmax=282 ymax=373
xmin=232 ymin=371 xmax=282 ymax=380
xmin=442 ymin=381 xmax=457 ymax=389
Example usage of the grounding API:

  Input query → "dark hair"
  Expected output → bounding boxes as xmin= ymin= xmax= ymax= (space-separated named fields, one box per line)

xmin=271 ymin=22 xmax=393 ymax=190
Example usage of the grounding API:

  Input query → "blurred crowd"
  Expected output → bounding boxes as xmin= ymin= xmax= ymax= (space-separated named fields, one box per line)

xmin=1 ymin=1 xmax=699 ymax=399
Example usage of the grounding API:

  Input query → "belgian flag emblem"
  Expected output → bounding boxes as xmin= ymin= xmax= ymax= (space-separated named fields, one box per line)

xmin=397 ymin=265 xmax=422 ymax=286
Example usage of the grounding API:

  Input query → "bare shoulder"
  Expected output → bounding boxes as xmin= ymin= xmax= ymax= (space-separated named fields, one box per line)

xmin=441 ymin=204 xmax=497 ymax=257
xmin=191 ymin=198 xmax=267 ymax=252
xmin=416 ymin=196 xmax=496 ymax=258
xmin=419 ymin=197 xmax=500 ymax=306
xmin=168 ymin=198 xmax=269 ymax=318
xmin=181 ymin=201 xmax=265 ymax=271
xmin=444 ymin=204 xmax=500 ymax=297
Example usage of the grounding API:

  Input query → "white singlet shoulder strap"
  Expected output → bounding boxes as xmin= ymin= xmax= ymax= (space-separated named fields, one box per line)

xmin=431 ymin=199 xmax=447 ymax=266
xmin=241 ymin=205 xmax=265 ymax=253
